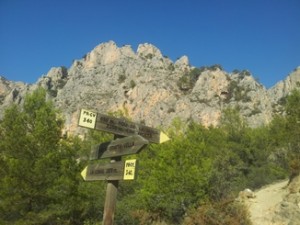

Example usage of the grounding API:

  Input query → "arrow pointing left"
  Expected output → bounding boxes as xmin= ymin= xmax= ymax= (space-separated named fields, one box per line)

xmin=81 ymin=161 xmax=124 ymax=181
xmin=81 ymin=159 xmax=138 ymax=181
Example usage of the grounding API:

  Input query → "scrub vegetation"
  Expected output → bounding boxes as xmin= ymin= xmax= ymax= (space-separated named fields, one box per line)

xmin=0 ymin=88 xmax=299 ymax=225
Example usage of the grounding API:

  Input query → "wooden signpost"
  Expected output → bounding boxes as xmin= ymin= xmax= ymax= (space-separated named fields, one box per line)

xmin=78 ymin=109 xmax=170 ymax=225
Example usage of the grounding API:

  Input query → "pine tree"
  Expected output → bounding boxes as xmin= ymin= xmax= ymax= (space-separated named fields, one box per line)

xmin=0 ymin=88 xmax=84 ymax=224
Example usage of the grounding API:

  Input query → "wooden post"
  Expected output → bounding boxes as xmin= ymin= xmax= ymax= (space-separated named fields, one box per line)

xmin=102 ymin=135 xmax=122 ymax=225
xmin=102 ymin=169 xmax=119 ymax=225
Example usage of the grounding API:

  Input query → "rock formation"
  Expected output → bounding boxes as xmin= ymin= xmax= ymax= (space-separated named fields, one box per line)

xmin=0 ymin=41 xmax=300 ymax=135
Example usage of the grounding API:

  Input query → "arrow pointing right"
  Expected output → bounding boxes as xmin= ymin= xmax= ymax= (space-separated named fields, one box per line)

xmin=90 ymin=135 xmax=149 ymax=160
xmin=78 ymin=109 xmax=170 ymax=143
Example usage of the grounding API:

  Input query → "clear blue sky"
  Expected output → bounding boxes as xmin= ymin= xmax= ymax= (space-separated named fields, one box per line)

xmin=0 ymin=0 xmax=299 ymax=88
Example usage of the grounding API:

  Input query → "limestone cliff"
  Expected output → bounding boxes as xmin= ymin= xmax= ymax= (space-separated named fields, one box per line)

xmin=0 ymin=41 xmax=299 ymax=134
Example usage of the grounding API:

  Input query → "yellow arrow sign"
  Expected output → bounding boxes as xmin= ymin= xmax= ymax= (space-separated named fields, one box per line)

xmin=81 ymin=159 xmax=138 ymax=181
xmin=81 ymin=161 xmax=124 ymax=181
xmin=160 ymin=132 xmax=170 ymax=144
xmin=78 ymin=109 xmax=170 ymax=144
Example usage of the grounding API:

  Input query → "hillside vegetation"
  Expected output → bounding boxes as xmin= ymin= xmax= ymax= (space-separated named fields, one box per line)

xmin=0 ymin=88 xmax=300 ymax=225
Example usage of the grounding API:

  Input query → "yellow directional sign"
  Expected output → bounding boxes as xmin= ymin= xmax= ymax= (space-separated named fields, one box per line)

xmin=78 ymin=109 xmax=170 ymax=144
xmin=78 ymin=109 xmax=97 ymax=129
xmin=81 ymin=161 xmax=124 ymax=181
xmin=159 ymin=132 xmax=170 ymax=144
xmin=81 ymin=159 xmax=138 ymax=181
xmin=123 ymin=159 xmax=137 ymax=180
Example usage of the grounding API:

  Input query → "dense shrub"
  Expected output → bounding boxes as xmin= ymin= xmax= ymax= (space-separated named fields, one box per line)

xmin=2 ymin=88 xmax=299 ymax=224
xmin=183 ymin=200 xmax=252 ymax=225
xmin=177 ymin=68 xmax=204 ymax=91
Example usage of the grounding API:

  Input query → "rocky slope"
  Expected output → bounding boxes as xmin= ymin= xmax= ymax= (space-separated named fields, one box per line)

xmin=0 ymin=41 xmax=300 ymax=134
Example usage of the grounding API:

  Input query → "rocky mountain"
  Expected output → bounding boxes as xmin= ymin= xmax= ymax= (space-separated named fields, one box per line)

xmin=0 ymin=41 xmax=300 ymax=135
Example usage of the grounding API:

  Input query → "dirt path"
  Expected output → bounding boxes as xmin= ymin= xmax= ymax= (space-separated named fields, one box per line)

xmin=246 ymin=179 xmax=289 ymax=225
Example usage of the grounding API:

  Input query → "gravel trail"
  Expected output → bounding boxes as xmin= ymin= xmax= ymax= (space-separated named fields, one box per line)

xmin=246 ymin=180 xmax=289 ymax=225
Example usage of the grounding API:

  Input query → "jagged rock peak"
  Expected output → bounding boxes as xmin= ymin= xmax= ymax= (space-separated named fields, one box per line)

xmin=90 ymin=41 xmax=136 ymax=56
xmin=137 ymin=43 xmax=163 ymax=58
xmin=175 ymin=55 xmax=189 ymax=67
xmin=268 ymin=67 xmax=300 ymax=103
xmin=46 ymin=67 xmax=68 ymax=80
xmin=0 ymin=77 xmax=9 ymax=95
xmin=0 ymin=75 xmax=7 ymax=81
xmin=34 ymin=66 xmax=69 ymax=97
xmin=84 ymin=41 xmax=121 ymax=67
xmin=82 ymin=41 xmax=138 ymax=68
xmin=91 ymin=40 xmax=118 ymax=53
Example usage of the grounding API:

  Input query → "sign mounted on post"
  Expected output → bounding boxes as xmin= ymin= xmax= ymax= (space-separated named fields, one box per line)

xmin=78 ymin=109 xmax=169 ymax=144
xmin=78 ymin=109 xmax=97 ymax=129
xmin=90 ymin=135 xmax=149 ymax=160
xmin=81 ymin=159 xmax=138 ymax=181
xmin=78 ymin=108 xmax=170 ymax=225
xmin=123 ymin=159 xmax=137 ymax=180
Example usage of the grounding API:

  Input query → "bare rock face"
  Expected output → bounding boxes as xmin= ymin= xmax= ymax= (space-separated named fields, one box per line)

xmin=174 ymin=55 xmax=189 ymax=70
xmin=268 ymin=67 xmax=300 ymax=114
xmin=35 ymin=66 xmax=68 ymax=97
xmin=137 ymin=43 xmax=163 ymax=58
xmin=0 ymin=76 xmax=30 ymax=115
xmin=0 ymin=77 xmax=11 ymax=101
xmin=0 ymin=41 xmax=300 ymax=135
xmin=268 ymin=67 xmax=300 ymax=102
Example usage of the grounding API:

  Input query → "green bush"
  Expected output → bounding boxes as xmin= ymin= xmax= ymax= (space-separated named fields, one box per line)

xmin=0 ymin=88 xmax=88 ymax=224
xmin=183 ymin=200 xmax=252 ymax=225
xmin=130 ymin=80 xmax=136 ymax=89
xmin=118 ymin=74 xmax=126 ymax=83
xmin=209 ymin=64 xmax=223 ymax=71
xmin=2 ymin=88 xmax=298 ymax=224
xmin=177 ymin=68 xmax=204 ymax=91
